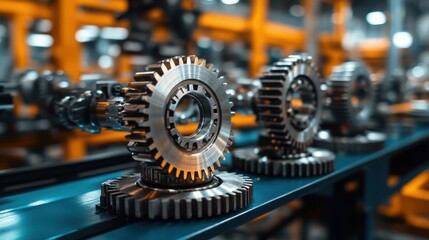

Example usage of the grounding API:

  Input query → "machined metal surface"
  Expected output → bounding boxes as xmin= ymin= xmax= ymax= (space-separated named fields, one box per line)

xmin=233 ymin=147 xmax=334 ymax=177
xmin=257 ymin=55 xmax=322 ymax=150
xmin=122 ymin=55 xmax=234 ymax=181
xmin=314 ymin=130 xmax=386 ymax=153
xmin=99 ymin=172 xmax=253 ymax=219
xmin=329 ymin=61 xmax=373 ymax=130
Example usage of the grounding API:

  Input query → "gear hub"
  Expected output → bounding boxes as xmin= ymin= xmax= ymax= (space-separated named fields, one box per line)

xmin=232 ymin=54 xmax=335 ymax=177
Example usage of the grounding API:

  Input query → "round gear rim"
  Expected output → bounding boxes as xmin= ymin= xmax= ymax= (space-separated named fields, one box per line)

xmin=99 ymin=172 xmax=253 ymax=219
xmin=232 ymin=147 xmax=335 ymax=177
xmin=122 ymin=55 xmax=233 ymax=181
xmin=313 ymin=130 xmax=386 ymax=153
xmin=329 ymin=61 xmax=374 ymax=129
xmin=257 ymin=55 xmax=323 ymax=150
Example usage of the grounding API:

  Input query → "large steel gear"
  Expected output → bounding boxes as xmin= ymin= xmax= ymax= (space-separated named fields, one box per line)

xmin=122 ymin=55 xmax=234 ymax=181
xmin=257 ymin=55 xmax=322 ymax=150
xmin=233 ymin=55 xmax=335 ymax=177
xmin=99 ymin=172 xmax=253 ymax=219
xmin=329 ymin=61 xmax=373 ymax=130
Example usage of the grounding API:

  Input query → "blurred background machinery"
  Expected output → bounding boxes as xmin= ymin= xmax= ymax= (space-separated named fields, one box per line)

xmin=2 ymin=0 xmax=429 ymax=239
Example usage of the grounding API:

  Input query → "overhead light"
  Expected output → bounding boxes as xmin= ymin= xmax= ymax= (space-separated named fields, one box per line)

xmin=221 ymin=0 xmax=239 ymax=5
xmin=37 ymin=19 xmax=52 ymax=33
xmin=290 ymin=5 xmax=305 ymax=17
xmin=197 ymin=37 xmax=211 ymax=49
xmin=100 ymin=27 xmax=128 ymax=40
xmin=98 ymin=55 xmax=114 ymax=69
xmin=75 ymin=25 xmax=99 ymax=42
xmin=366 ymin=11 xmax=386 ymax=25
xmin=411 ymin=65 xmax=425 ymax=78
xmin=393 ymin=31 xmax=413 ymax=48
xmin=331 ymin=13 xmax=341 ymax=24
xmin=27 ymin=34 xmax=53 ymax=48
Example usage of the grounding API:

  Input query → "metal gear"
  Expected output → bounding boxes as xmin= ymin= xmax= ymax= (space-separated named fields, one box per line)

xmin=233 ymin=147 xmax=334 ymax=177
xmin=257 ymin=55 xmax=322 ymax=150
xmin=316 ymin=61 xmax=386 ymax=153
xmin=329 ymin=61 xmax=373 ymax=130
xmin=313 ymin=130 xmax=386 ymax=153
xmin=99 ymin=172 xmax=253 ymax=219
xmin=233 ymin=55 xmax=335 ymax=177
xmin=122 ymin=55 xmax=234 ymax=181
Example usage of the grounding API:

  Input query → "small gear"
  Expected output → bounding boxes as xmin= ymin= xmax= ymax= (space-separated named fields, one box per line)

xmin=329 ymin=61 xmax=373 ymax=130
xmin=257 ymin=55 xmax=322 ymax=150
xmin=313 ymin=130 xmax=386 ymax=153
xmin=121 ymin=55 xmax=234 ymax=181
xmin=99 ymin=172 xmax=253 ymax=219
xmin=233 ymin=147 xmax=334 ymax=177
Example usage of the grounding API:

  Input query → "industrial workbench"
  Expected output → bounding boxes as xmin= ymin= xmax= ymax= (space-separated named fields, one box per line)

xmin=1 ymin=125 xmax=429 ymax=239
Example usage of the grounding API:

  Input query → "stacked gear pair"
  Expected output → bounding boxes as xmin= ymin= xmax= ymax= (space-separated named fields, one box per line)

xmin=98 ymin=55 xmax=253 ymax=219
xmin=232 ymin=55 xmax=335 ymax=177
xmin=313 ymin=61 xmax=386 ymax=153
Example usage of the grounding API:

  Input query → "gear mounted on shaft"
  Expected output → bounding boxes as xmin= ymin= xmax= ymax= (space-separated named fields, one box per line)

xmin=233 ymin=54 xmax=335 ymax=177
xmin=97 ymin=55 xmax=253 ymax=219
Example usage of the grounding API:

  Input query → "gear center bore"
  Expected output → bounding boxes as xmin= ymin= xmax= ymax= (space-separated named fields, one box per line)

xmin=286 ymin=76 xmax=317 ymax=131
xmin=166 ymin=80 xmax=220 ymax=152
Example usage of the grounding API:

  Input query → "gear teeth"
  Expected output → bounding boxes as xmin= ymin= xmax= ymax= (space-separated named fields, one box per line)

xmin=328 ymin=61 xmax=373 ymax=129
xmin=100 ymin=172 xmax=253 ymax=219
xmin=256 ymin=54 xmax=322 ymax=152
xmin=121 ymin=55 xmax=233 ymax=180
xmin=233 ymin=147 xmax=334 ymax=177
xmin=215 ymin=160 xmax=221 ymax=167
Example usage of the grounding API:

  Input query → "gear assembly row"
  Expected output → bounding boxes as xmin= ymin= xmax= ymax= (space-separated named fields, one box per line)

xmin=3 ymin=53 xmax=387 ymax=220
